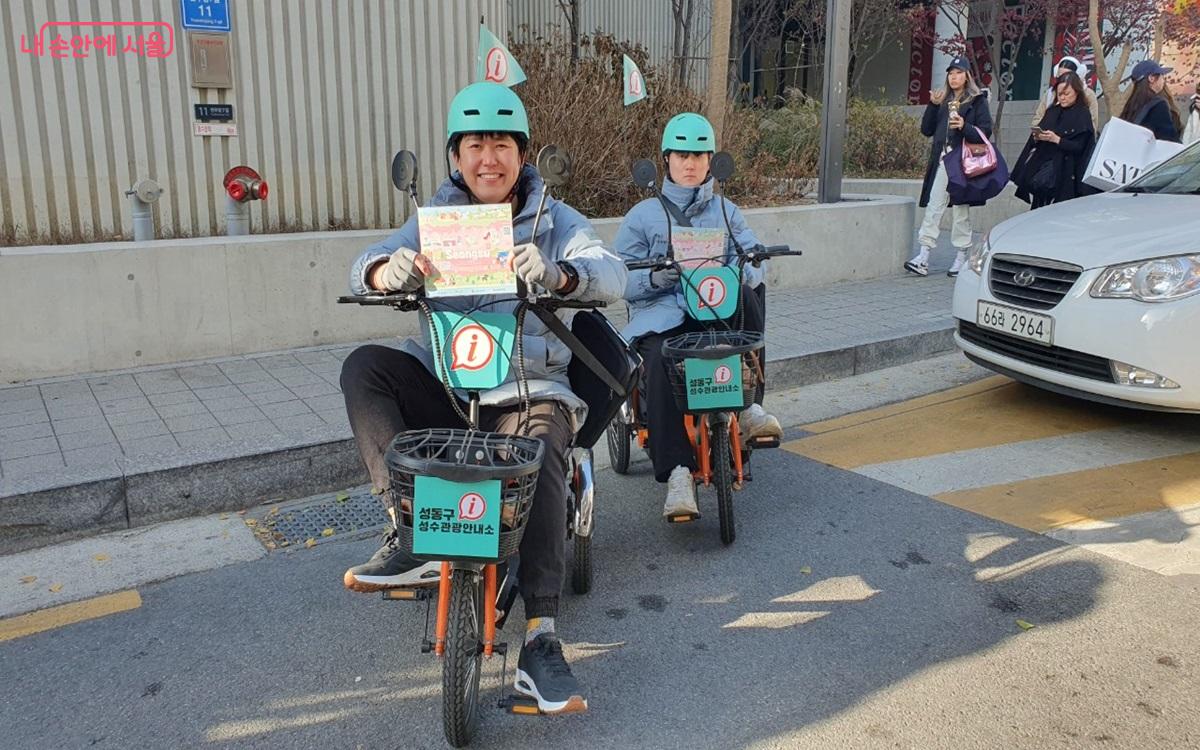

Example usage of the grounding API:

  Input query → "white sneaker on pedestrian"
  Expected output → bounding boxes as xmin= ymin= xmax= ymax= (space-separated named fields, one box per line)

xmin=904 ymin=247 xmax=931 ymax=277
xmin=663 ymin=465 xmax=699 ymax=520
xmin=947 ymin=250 xmax=968 ymax=277
xmin=739 ymin=403 xmax=782 ymax=441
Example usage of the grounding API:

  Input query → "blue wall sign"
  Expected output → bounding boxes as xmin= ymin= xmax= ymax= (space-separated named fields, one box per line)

xmin=181 ymin=0 xmax=231 ymax=32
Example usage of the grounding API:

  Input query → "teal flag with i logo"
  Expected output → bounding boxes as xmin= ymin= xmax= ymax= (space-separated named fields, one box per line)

xmin=682 ymin=266 xmax=741 ymax=321
xmin=427 ymin=312 xmax=516 ymax=391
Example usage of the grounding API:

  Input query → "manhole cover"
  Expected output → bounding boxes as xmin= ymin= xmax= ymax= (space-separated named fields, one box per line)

xmin=246 ymin=486 xmax=388 ymax=550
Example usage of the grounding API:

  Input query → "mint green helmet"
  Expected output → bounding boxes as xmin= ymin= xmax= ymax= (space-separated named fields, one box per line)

xmin=661 ymin=112 xmax=716 ymax=153
xmin=446 ymin=82 xmax=530 ymax=141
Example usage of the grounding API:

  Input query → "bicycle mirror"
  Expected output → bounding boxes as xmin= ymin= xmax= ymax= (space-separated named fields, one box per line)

xmin=390 ymin=150 xmax=418 ymax=193
xmin=710 ymin=151 xmax=736 ymax=183
xmin=536 ymin=145 xmax=573 ymax=188
xmin=631 ymin=158 xmax=658 ymax=189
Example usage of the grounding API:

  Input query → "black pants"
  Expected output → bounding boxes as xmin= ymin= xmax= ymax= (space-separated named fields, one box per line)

xmin=340 ymin=346 xmax=571 ymax=619
xmin=635 ymin=284 xmax=766 ymax=483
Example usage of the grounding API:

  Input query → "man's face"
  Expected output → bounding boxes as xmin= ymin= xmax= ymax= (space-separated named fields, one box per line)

xmin=667 ymin=151 xmax=711 ymax=187
xmin=452 ymin=133 xmax=522 ymax=204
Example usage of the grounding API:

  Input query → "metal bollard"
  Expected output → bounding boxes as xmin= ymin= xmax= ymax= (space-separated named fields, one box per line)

xmin=125 ymin=180 xmax=162 ymax=241
xmin=222 ymin=166 xmax=268 ymax=236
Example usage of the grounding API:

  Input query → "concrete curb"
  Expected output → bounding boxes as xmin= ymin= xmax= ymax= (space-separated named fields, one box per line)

xmin=0 ymin=325 xmax=956 ymax=555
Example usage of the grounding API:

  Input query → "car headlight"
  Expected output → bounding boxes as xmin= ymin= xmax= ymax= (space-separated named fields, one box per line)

xmin=1090 ymin=254 xmax=1200 ymax=302
xmin=967 ymin=231 xmax=991 ymax=275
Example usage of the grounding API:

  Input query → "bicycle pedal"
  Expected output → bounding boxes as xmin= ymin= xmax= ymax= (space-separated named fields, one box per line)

xmin=381 ymin=587 xmax=435 ymax=602
xmin=749 ymin=436 xmax=780 ymax=449
xmin=665 ymin=512 xmax=700 ymax=524
xmin=499 ymin=695 xmax=544 ymax=716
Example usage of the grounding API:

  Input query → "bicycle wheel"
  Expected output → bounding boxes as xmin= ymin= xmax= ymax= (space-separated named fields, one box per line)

xmin=712 ymin=419 xmax=736 ymax=546
xmin=571 ymin=532 xmax=593 ymax=594
xmin=443 ymin=568 xmax=483 ymax=748
xmin=606 ymin=421 xmax=630 ymax=475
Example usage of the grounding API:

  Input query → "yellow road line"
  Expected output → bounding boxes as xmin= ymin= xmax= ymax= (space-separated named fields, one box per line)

xmin=0 ymin=590 xmax=142 ymax=643
xmin=784 ymin=378 xmax=1132 ymax=470
xmin=935 ymin=452 xmax=1200 ymax=533
xmin=799 ymin=376 xmax=1011 ymax=434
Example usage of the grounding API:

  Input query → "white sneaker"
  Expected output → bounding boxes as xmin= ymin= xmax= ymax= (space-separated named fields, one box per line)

xmin=947 ymin=250 xmax=968 ymax=277
xmin=663 ymin=465 xmax=699 ymax=519
xmin=739 ymin=403 xmax=782 ymax=440
xmin=904 ymin=247 xmax=931 ymax=277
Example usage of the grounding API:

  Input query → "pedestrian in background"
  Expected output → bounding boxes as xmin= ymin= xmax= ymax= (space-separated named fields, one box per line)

xmin=1118 ymin=60 xmax=1183 ymax=143
xmin=1182 ymin=82 xmax=1200 ymax=146
xmin=1032 ymin=56 xmax=1098 ymax=131
xmin=1011 ymin=72 xmax=1097 ymax=210
xmin=906 ymin=56 xmax=994 ymax=278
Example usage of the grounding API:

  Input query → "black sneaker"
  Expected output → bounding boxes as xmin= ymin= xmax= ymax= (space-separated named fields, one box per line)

xmin=514 ymin=634 xmax=587 ymax=714
xmin=342 ymin=529 xmax=441 ymax=592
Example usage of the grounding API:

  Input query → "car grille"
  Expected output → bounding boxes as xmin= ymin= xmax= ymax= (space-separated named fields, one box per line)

xmin=959 ymin=322 xmax=1114 ymax=382
xmin=989 ymin=255 xmax=1082 ymax=311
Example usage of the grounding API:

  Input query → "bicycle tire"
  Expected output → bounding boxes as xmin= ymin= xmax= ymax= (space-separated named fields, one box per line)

xmin=443 ymin=569 xmax=483 ymax=748
xmin=571 ymin=533 xmax=593 ymax=595
xmin=606 ymin=422 xmax=631 ymax=475
xmin=712 ymin=420 xmax=736 ymax=546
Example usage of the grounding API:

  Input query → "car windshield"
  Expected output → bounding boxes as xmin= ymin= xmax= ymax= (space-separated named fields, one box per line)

xmin=1122 ymin=142 xmax=1200 ymax=194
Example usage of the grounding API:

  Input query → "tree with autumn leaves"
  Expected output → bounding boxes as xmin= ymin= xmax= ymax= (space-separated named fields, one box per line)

xmin=908 ymin=0 xmax=1199 ymax=130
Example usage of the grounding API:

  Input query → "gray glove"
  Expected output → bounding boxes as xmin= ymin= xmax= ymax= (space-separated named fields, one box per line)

xmin=650 ymin=266 xmax=681 ymax=289
xmin=377 ymin=248 xmax=426 ymax=292
xmin=511 ymin=243 xmax=563 ymax=291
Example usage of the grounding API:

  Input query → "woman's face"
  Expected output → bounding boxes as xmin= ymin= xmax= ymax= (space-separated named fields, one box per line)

xmin=666 ymin=151 xmax=711 ymax=187
xmin=1148 ymin=74 xmax=1165 ymax=94
xmin=947 ymin=69 xmax=967 ymax=91
xmin=1056 ymin=82 xmax=1078 ymax=108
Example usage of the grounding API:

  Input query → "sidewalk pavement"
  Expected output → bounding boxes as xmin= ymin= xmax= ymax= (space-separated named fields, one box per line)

xmin=1 ymin=264 xmax=959 ymax=555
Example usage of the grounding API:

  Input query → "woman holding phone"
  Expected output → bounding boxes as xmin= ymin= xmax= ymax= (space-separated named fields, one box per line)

xmin=1011 ymin=72 xmax=1097 ymax=209
xmin=906 ymin=55 xmax=993 ymax=278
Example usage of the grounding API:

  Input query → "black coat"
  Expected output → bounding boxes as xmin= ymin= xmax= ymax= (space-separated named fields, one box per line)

xmin=1010 ymin=103 xmax=1097 ymax=207
xmin=1128 ymin=98 xmax=1181 ymax=143
xmin=919 ymin=90 xmax=994 ymax=208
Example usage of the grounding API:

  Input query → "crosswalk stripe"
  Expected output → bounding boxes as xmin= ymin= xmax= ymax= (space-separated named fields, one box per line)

xmin=934 ymin=452 xmax=1200 ymax=533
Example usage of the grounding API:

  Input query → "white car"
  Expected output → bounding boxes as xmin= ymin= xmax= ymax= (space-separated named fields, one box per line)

xmin=953 ymin=142 xmax=1200 ymax=413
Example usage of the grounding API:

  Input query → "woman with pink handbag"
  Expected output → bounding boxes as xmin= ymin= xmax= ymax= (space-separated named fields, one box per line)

xmin=906 ymin=56 xmax=993 ymax=278
xmin=1009 ymin=72 xmax=1097 ymax=210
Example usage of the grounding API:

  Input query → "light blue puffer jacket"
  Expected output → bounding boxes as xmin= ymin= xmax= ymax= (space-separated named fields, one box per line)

xmin=349 ymin=165 xmax=627 ymax=423
xmin=614 ymin=177 xmax=762 ymax=340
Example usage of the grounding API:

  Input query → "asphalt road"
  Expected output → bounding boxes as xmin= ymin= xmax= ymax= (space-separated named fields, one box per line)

xmin=4 ymin=357 xmax=1199 ymax=750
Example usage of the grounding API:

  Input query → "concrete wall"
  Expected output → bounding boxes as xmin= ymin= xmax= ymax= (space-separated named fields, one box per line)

xmin=844 ymin=179 xmax=1027 ymax=237
xmin=1 ymin=195 xmax=913 ymax=382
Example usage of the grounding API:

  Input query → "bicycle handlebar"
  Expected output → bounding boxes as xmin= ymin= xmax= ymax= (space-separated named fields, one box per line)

xmin=623 ymin=244 xmax=801 ymax=272
xmin=336 ymin=292 xmax=605 ymax=311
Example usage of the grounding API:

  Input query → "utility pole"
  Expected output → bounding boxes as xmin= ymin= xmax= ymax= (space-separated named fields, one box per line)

xmin=706 ymin=0 xmax=733 ymax=147
xmin=817 ymin=0 xmax=850 ymax=203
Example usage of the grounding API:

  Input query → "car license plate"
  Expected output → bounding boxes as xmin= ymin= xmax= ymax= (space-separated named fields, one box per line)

xmin=976 ymin=301 xmax=1054 ymax=346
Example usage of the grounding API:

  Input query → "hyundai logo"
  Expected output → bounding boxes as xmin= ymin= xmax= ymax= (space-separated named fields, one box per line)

xmin=1013 ymin=269 xmax=1037 ymax=287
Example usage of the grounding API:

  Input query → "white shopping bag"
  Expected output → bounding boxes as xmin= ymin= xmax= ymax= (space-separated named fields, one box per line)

xmin=1084 ymin=117 xmax=1184 ymax=191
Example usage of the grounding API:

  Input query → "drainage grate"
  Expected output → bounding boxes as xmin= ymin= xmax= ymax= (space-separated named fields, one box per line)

xmin=246 ymin=485 xmax=389 ymax=550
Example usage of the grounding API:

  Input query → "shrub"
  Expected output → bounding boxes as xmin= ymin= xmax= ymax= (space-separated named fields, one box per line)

xmin=510 ymin=31 xmax=813 ymax=217
xmin=754 ymin=91 xmax=927 ymax=179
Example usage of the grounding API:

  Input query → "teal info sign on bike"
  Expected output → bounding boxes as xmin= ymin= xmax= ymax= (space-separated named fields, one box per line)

xmin=412 ymin=477 xmax=503 ymax=559
xmin=682 ymin=266 xmax=740 ymax=321
xmin=427 ymin=312 xmax=516 ymax=391
xmin=684 ymin=354 xmax=744 ymax=410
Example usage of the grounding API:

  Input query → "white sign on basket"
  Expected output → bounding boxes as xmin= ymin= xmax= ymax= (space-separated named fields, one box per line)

xmin=1083 ymin=117 xmax=1183 ymax=191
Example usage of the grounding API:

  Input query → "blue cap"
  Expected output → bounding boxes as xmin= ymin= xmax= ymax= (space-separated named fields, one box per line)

xmin=946 ymin=56 xmax=971 ymax=73
xmin=1129 ymin=59 xmax=1172 ymax=82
